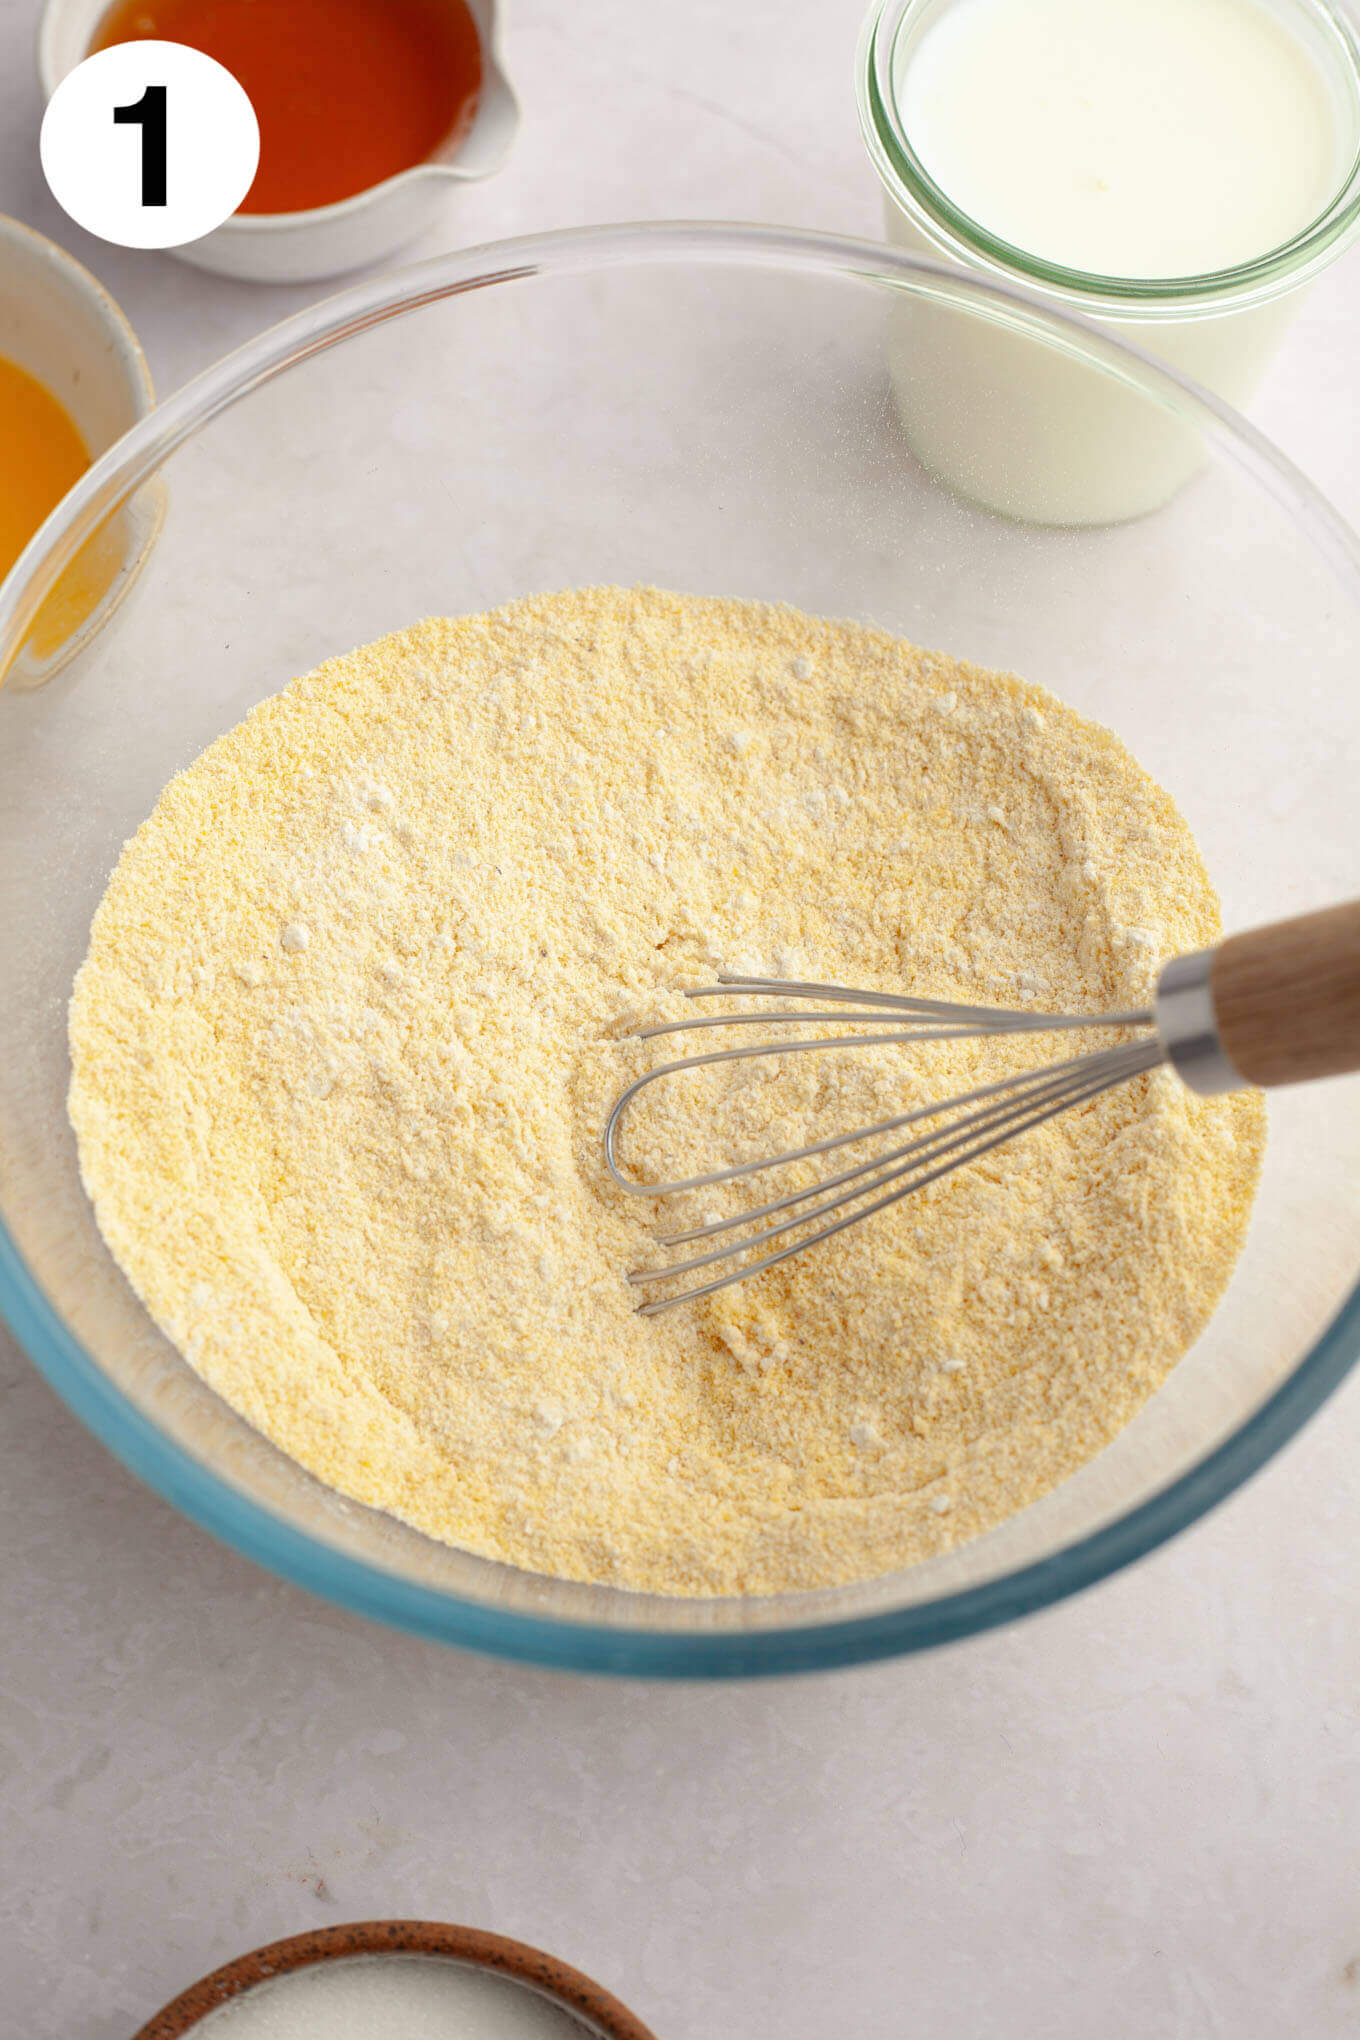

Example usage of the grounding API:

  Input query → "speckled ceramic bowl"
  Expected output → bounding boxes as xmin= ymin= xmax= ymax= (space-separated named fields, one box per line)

xmin=131 ymin=1920 xmax=658 ymax=2038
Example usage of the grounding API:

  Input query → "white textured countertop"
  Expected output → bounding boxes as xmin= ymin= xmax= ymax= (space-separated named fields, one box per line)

xmin=2 ymin=5 xmax=1359 ymax=2035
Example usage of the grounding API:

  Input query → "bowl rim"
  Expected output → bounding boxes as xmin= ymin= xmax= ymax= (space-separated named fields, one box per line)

xmin=3 ymin=219 xmax=1359 ymax=1677
xmin=0 ymin=211 xmax=155 ymax=405
xmin=130 ymin=1919 xmax=658 ymax=2039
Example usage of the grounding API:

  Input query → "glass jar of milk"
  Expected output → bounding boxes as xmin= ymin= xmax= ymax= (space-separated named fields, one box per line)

xmin=857 ymin=0 xmax=1360 ymax=522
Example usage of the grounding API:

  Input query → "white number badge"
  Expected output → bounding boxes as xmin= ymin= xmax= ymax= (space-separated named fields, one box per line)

xmin=41 ymin=41 xmax=259 ymax=250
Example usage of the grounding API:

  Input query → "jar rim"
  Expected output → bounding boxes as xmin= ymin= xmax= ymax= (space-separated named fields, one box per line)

xmin=856 ymin=0 xmax=1360 ymax=311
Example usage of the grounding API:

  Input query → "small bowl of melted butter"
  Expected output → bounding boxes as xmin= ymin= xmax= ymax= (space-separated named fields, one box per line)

xmin=0 ymin=214 xmax=163 ymax=690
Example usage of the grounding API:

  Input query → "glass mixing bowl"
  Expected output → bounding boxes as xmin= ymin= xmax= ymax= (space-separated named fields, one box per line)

xmin=2 ymin=224 xmax=1358 ymax=1677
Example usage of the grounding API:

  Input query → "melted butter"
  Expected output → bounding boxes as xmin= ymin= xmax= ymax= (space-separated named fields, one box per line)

xmin=0 ymin=354 xmax=120 ymax=662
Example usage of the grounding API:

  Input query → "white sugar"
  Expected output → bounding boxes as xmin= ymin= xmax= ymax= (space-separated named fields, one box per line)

xmin=196 ymin=1955 xmax=591 ymax=2039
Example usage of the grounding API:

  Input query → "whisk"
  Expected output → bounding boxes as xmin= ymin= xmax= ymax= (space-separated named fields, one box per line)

xmin=605 ymin=900 xmax=1360 ymax=1312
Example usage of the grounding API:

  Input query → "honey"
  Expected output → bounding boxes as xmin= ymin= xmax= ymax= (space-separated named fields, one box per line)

xmin=91 ymin=0 xmax=483 ymax=216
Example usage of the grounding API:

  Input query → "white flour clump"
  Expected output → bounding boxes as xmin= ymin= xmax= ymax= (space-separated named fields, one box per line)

xmin=68 ymin=586 xmax=1263 ymax=1595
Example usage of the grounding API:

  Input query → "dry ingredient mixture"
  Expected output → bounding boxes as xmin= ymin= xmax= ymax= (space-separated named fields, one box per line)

xmin=68 ymin=586 xmax=1264 ymax=1595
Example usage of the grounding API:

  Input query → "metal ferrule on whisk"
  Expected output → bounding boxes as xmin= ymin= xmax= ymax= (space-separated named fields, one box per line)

xmin=1153 ymin=948 xmax=1245 ymax=1096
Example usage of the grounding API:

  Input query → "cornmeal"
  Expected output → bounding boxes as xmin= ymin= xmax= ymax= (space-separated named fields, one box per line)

xmin=68 ymin=587 xmax=1263 ymax=1595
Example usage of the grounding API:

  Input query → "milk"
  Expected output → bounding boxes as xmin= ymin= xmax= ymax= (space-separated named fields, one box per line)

xmin=900 ymin=0 xmax=1340 ymax=281
xmin=193 ymin=1955 xmax=593 ymax=2038
xmin=859 ymin=0 xmax=1360 ymax=522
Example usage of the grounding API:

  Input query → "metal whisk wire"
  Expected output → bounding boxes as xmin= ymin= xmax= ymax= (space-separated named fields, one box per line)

xmin=604 ymin=975 xmax=1162 ymax=1313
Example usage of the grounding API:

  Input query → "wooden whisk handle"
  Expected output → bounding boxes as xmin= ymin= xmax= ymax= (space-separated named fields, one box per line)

xmin=1211 ymin=899 xmax=1360 ymax=1089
